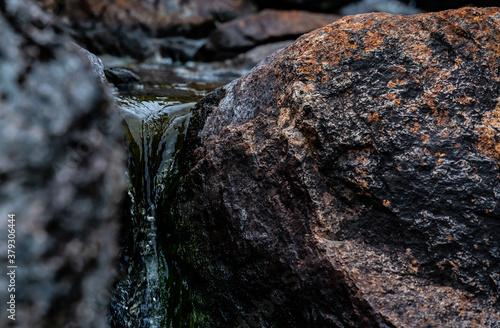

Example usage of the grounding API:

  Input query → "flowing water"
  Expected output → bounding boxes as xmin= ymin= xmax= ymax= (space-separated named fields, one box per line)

xmin=107 ymin=64 xmax=235 ymax=328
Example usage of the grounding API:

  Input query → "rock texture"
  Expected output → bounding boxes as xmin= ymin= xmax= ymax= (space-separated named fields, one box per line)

xmin=0 ymin=1 xmax=125 ymax=327
xmin=177 ymin=7 xmax=500 ymax=327
xmin=196 ymin=9 xmax=339 ymax=61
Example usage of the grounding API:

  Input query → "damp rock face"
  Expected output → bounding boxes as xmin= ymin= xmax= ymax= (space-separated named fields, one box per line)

xmin=0 ymin=1 xmax=125 ymax=327
xmin=178 ymin=8 xmax=500 ymax=327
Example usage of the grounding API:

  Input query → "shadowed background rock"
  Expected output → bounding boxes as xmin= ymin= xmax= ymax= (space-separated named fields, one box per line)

xmin=195 ymin=9 xmax=340 ymax=61
xmin=174 ymin=7 xmax=500 ymax=327
xmin=38 ymin=0 xmax=257 ymax=60
xmin=0 ymin=0 xmax=126 ymax=327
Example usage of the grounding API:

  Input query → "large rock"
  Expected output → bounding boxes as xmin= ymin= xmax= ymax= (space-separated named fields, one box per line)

xmin=0 ymin=1 xmax=125 ymax=327
xmin=176 ymin=7 xmax=500 ymax=327
xmin=196 ymin=9 xmax=339 ymax=61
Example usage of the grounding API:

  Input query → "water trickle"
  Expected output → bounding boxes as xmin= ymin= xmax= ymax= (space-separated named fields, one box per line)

xmin=108 ymin=75 xmax=224 ymax=327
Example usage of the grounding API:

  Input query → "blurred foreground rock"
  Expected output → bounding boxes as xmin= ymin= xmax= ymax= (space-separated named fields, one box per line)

xmin=176 ymin=7 xmax=500 ymax=327
xmin=0 ymin=1 xmax=126 ymax=327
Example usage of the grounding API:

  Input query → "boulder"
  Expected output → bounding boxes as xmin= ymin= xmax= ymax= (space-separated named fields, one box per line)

xmin=0 ymin=1 xmax=126 ymax=327
xmin=176 ymin=7 xmax=500 ymax=327
xmin=196 ymin=9 xmax=339 ymax=61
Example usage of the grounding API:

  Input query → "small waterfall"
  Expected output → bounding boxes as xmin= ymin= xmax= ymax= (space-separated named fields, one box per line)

xmin=109 ymin=88 xmax=207 ymax=327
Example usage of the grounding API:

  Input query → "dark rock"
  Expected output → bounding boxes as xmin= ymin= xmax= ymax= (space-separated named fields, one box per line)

xmin=157 ymin=37 xmax=206 ymax=62
xmin=176 ymin=8 xmax=500 ymax=327
xmin=55 ymin=0 xmax=255 ymax=29
xmin=0 ymin=1 xmax=126 ymax=328
xmin=39 ymin=0 xmax=256 ymax=59
xmin=72 ymin=23 xmax=155 ymax=61
xmin=196 ymin=9 xmax=340 ymax=61
xmin=104 ymin=68 xmax=141 ymax=87
xmin=253 ymin=0 xmax=352 ymax=11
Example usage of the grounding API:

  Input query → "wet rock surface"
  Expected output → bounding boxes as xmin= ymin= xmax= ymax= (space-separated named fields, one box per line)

xmin=0 ymin=1 xmax=126 ymax=327
xmin=196 ymin=9 xmax=339 ymax=61
xmin=176 ymin=7 xmax=500 ymax=327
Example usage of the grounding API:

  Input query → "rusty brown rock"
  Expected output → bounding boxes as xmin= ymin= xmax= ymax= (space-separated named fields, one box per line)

xmin=196 ymin=9 xmax=340 ymax=61
xmin=175 ymin=7 xmax=500 ymax=327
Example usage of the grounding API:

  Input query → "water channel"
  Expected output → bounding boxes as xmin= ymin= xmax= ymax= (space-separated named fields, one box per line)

xmin=107 ymin=63 xmax=238 ymax=328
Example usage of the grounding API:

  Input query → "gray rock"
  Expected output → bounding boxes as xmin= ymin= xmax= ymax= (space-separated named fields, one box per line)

xmin=0 ymin=1 xmax=126 ymax=327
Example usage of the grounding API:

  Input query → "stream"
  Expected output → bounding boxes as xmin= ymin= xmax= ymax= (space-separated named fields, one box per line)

xmin=106 ymin=63 xmax=238 ymax=328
